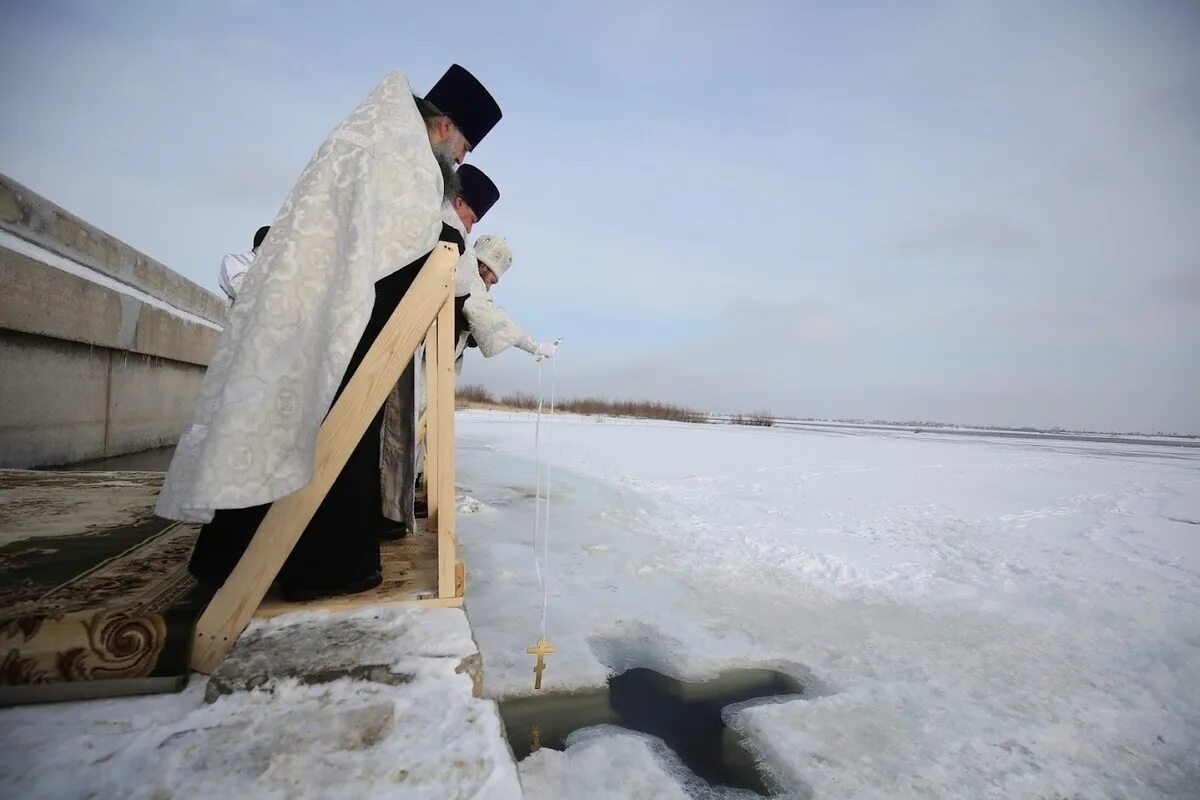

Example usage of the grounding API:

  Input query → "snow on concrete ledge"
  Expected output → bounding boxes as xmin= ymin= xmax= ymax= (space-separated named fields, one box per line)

xmin=0 ymin=606 xmax=521 ymax=799
xmin=208 ymin=605 xmax=485 ymax=702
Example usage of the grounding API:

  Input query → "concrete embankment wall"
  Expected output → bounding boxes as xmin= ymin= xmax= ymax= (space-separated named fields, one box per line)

xmin=0 ymin=173 xmax=227 ymax=468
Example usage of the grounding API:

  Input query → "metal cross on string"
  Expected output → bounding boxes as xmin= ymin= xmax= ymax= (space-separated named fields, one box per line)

xmin=527 ymin=637 xmax=556 ymax=690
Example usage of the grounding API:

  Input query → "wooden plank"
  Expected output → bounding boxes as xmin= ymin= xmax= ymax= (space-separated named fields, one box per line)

xmin=189 ymin=243 xmax=458 ymax=674
xmin=256 ymin=592 xmax=463 ymax=619
xmin=435 ymin=297 xmax=458 ymax=598
xmin=455 ymin=558 xmax=465 ymax=597
xmin=0 ymin=676 xmax=188 ymax=707
xmin=254 ymin=530 xmax=462 ymax=618
xmin=424 ymin=324 xmax=440 ymax=531
xmin=417 ymin=411 xmax=426 ymax=445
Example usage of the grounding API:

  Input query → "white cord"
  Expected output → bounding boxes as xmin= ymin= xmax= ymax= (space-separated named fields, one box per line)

xmin=531 ymin=357 xmax=557 ymax=642
xmin=542 ymin=359 xmax=556 ymax=638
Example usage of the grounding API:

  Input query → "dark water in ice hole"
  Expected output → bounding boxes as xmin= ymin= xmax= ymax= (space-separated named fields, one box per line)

xmin=499 ymin=667 xmax=806 ymax=797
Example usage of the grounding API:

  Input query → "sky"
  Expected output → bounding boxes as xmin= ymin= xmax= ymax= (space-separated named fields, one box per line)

xmin=2 ymin=1 xmax=1198 ymax=433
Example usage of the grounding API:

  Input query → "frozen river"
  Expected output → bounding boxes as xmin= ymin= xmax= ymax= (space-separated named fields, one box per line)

xmin=456 ymin=410 xmax=1200 ymax=798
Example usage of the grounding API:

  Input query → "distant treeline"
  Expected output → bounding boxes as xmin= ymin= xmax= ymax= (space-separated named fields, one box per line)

xmin=457 ymin=385 xmax=1194 ymax=438
xmin=457 ymin=384 xmax=776 ymax=426
xmin=791 ymin=417 xmax=1198 ymax=439
xmin=728 ymin=412 xmax=776 ymax=427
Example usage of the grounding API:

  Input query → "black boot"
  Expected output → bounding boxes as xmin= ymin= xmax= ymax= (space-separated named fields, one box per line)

xmin=281 ymin=569 xmax=383 ymax=603
xmin=377 ymin=522 xmax=408 ymax=541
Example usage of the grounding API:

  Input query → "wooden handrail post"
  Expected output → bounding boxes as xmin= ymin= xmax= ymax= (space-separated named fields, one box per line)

xmin=434 ymin=294 xmax=458 ymax=598
xmin=424 ymin=323 xmax=440 ymax=529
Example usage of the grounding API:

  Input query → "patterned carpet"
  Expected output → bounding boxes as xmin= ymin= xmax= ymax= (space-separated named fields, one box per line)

xmin=0 ymin=470 xmax=210 ymax=703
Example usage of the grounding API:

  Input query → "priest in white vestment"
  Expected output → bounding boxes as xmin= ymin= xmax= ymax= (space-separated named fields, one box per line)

xmin=158 ymin=65 xmax=503 ymax=601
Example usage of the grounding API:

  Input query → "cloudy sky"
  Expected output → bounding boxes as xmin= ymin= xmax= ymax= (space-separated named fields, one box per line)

xmin=2 ymin=1 xmax=1197 ymax=432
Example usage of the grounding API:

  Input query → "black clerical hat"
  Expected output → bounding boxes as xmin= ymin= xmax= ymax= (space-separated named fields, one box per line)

xmin=456 ymin=164 xmax=500 ymax=219
xmin=425 ymin=64 xmax=502 ymax=149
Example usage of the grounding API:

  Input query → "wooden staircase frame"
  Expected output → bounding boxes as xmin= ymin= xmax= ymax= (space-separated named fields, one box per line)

xmin=189 ymin=243 xmax=461 ymax=674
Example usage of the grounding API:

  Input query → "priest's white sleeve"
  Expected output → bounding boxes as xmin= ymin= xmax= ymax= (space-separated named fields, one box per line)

xmin=218 ymin=252 xmax=254 ymax=302
xmin=463 ymin=278 xmax=537 ymax=357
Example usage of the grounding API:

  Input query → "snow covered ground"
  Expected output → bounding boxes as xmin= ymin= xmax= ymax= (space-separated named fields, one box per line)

xmin=2 ymin=410 xmax=1196 ymax=799
xmin=0 ymin=606 xmax=521 ymax=799
xmin=455 ymin=410 xmax=1200 ymax=799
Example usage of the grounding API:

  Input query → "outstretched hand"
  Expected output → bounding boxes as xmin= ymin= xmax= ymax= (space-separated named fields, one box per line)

xmin=534 ymin=338 xmax=563 ymax=362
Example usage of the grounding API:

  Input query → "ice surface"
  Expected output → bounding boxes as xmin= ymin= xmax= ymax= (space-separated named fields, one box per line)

xmin=456 ymin=410 xmax=1200 ymax=798
xmin=3 ymin=411 xmax=1196 ymax=798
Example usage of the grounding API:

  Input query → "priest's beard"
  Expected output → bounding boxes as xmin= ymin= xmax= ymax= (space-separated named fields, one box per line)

xmin=432 ymin=139 xmax=461 ymax=202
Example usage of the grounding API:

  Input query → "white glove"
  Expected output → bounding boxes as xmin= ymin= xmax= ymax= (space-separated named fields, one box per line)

xmin=534 ymin=341 xmax=558 ymax=361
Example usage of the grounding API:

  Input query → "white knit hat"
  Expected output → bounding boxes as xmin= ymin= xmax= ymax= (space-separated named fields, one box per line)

xmin=473 ymin=235 xmax=512 ymax=279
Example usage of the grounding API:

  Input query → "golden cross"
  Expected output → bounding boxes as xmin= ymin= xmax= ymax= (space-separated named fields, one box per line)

xmin=526 ymin=637 xmax=556 ymax=690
